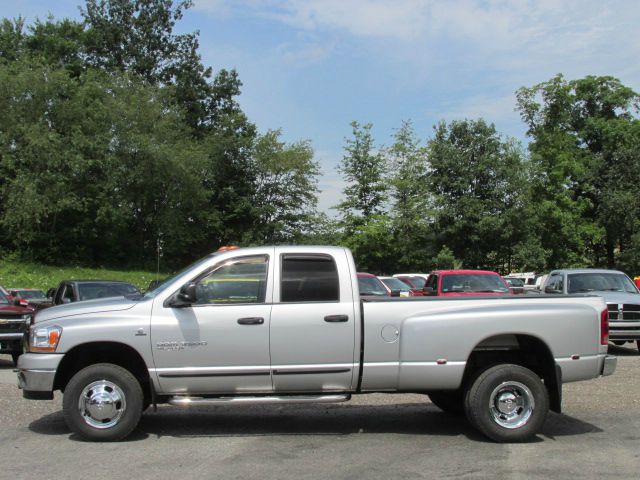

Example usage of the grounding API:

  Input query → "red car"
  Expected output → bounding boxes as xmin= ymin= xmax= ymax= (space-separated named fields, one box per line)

xmin=0 ymin=289 xmax=34 ymax=365
xmin=423 ymin=270 xmax=512 ymax=296
xmin=394 ymin=275 xmax=429 ymax=296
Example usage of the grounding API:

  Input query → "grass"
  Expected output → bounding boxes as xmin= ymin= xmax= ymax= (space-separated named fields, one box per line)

xmin=0 ymin=260 xmax=164 ymax=292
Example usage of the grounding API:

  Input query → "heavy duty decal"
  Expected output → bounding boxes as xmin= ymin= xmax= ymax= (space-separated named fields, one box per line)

xmin=156 ymin=341 xmax=208 ymax=351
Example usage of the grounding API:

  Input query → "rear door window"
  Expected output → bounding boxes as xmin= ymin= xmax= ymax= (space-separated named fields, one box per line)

xmin=280 ymin=255 xmax=339 ymax=302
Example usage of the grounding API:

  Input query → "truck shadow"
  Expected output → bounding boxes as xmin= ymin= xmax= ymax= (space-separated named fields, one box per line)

xmin=608 ymin=344 xmax=640 ymax=356
xmin=28 ymin=404 xmax=602 ymax=443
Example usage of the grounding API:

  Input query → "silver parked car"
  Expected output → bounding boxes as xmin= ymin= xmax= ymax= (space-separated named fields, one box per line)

xmin=542 ymin=269 xmax=640 ymax=351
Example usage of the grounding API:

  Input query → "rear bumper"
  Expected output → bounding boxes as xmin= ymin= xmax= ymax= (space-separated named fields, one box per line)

xmin=601 ymin=355 xmax=617 ymax=377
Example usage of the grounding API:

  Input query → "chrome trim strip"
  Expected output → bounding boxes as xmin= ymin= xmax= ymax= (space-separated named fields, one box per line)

xmin=400 ymin=361 xmax=467 ymax=367
xmin=151 ymin=366 xmax=270 ymax=377
xmin=169 ymin=394 xmax=351 ymax=406
xmin=273 ymin=368 xmax=351 ymax=376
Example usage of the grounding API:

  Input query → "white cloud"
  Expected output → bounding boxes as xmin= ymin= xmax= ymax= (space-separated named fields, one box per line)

xmin=194 ymin=0 xmax=640 ymax=80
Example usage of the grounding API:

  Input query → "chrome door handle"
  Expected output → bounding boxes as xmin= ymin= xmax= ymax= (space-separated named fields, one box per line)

xmin=324 ymin=315 xmax=348 ymax=323
xmin=237 ymin=317 xmax=264 ymax=325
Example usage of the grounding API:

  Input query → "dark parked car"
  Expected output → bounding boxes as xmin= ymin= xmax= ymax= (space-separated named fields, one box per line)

xmin=40 ymin=280 xmax=141 ymax=309
xmin=10 ymin=288 xmax=49 ymax=306
xmin=504 ymin=278 xmax=526 ymax=295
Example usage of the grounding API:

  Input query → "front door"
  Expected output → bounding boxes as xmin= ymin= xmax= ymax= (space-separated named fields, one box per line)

xmin=269 ymin=249 xmax=357 ymax=392
xmin=151 ymin=253 xmax=274 ymax=394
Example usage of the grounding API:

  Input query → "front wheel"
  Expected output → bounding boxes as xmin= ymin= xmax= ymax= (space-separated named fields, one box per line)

xmin=11 ymin=350 xmax=21 ymax=367
xmin=63 ymin=363 xmax=143 ymax=441
xmin=464 ymin=364 xmax=549 ymax=443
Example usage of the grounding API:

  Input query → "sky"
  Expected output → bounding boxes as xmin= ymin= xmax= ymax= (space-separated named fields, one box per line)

xmin=4 ymin=0 xmax=640 ymax=212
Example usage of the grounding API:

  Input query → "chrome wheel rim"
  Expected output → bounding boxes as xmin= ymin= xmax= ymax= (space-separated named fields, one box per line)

xmin=78 ymin=380 xmax=127 ymax=429
xmin=489 ymin=381 xmax=534 ymax=429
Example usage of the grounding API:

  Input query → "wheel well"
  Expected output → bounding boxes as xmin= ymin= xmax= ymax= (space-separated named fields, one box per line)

xmin=54 ymin=342 xmax=151 ymax=399
xmin=463 ymin=334 xmax=561 ymax=413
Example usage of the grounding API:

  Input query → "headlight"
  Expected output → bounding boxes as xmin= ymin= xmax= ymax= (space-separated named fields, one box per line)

xmin=29 ymin=325 xmax=62 ymax=353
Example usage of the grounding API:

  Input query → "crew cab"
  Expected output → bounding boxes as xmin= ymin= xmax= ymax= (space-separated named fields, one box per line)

xmin=17 ymin=246 xmax=615 ymax=443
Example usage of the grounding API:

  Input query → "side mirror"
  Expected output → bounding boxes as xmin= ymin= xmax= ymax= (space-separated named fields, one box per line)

xmin=422 ymin=287 xmax=435 ymax=296
xmin=173 ymin=282 xmax=197 ymax=307
xmin=390 ymin=289 xmax=401 ymax=297
xmin=545 ymin=286 xmax=559 ymax=294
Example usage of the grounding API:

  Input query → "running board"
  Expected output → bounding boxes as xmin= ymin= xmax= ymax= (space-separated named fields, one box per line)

xmin=168 ymin=394 xmax=351 ymax=407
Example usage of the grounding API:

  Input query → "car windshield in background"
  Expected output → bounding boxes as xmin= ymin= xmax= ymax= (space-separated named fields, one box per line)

xmin=0 ymin=291 xmax=8 ymax=304
xmin=441 ymin=274 xmax=509 ymax=293
xmin=381 ymin=278 xmax=411 ymax=291
xmin=15 ymin=290 xmax=46 ymax=300
xmin=506 ymin=278 xmax=524 ymax=287
xmin=77 ymin=283 xmax=139 ymax=301
xmin=358 ymin=276 xmax=387 ymax=296
xmin=567 ymin=273 xmax=639 ymax=294
xmin=406 ymin=277 xmax=426 ymax=288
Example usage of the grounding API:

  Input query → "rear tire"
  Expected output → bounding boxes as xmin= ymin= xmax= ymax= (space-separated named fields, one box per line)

xmin=612 ymin=341 xmax=626 ymax=346
xmin=464 ymin=364 xmax=548 ymax=443
xmin=428 ymin=391 xmax=464 ymax=414
xmin=63 ymin=363 xmax=143 ymax=441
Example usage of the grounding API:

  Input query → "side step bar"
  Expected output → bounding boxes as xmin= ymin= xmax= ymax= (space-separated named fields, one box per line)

xmin=168 ymin=394 xmax=351 ymax=407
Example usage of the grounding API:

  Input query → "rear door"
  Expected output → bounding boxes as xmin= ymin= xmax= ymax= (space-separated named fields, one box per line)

xmin=269 ymin=248 xmax=357 ymax=392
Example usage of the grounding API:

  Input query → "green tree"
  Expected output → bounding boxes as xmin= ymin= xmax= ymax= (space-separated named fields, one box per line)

xmin=516 ymin=74 xmax=640 ymax=268
xmin=336 ymin=121 xmax=388 ymax=228
xmin=385 ymin=120 xmax=433 ymax=270
xmin=251 ymin=130 xmax=320 ymax=243
xmin=427 ymin=119 xmax=530 ymax=271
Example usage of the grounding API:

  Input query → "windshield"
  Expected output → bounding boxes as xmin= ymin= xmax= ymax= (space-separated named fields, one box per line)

xmin=16 ymin=290 xmax=46 ymax=299
xmin=143 ymin=253 xmax=219 ymax=299
xmin=77 ymin=283 xmax=140 ymax=301
xmin=358 ymin=276 xmax=387 ymax=296
xmin=406 ymin=277 xmax=426 ymax=288
xmin=506 ymin=278 xmax=524 ymax=287
xmin=567 ymin=272 xmax=639 ymax=294
xmin=0 ymin=291 xmax=8 ymax=304
xmin=381 ymin=278 xmax=411 ymax=291
xmin=441 ymin=274 xmax=509 ymax=293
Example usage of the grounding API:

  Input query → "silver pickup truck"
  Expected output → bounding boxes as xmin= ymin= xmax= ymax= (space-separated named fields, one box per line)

xmin=17 ymin=246 xmax=616 ymax=442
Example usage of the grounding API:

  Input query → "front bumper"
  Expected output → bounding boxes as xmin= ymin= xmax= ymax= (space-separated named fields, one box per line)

xmin=16 ymin=353 xmax=64 ymax=400
xmin=601 ymin=354 xmax=617 ymax=377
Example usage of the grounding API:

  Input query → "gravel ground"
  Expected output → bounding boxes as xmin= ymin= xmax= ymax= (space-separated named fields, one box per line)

xmin=1 ymin=345 xmax=639 ymax=480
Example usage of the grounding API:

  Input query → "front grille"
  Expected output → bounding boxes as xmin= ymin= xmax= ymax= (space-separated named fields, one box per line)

xmin=0 ymin=318 xmax=27 ymax=333
xmin=607 ymin=303 xmax=640 ymax=321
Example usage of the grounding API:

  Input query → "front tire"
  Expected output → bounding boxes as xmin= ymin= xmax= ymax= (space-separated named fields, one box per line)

xmin=11 ymin=350 xmax=21 ymax=367
xmin=63 ymin=363 xmax=143 ymax=441
xmin=464 ymin=364 xmax=549 ymax=443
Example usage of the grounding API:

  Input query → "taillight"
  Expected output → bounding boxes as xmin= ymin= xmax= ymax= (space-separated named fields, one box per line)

xmin=600 ymin=308 xmax=609 ymax=345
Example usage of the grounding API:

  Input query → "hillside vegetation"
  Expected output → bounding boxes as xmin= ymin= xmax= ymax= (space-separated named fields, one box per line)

xmin=0 ymin=260 xmax=161 ymax=292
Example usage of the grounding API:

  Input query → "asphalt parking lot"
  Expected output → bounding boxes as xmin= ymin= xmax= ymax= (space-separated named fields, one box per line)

xmin=1 ymin=346 xmax=639 ymax=480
